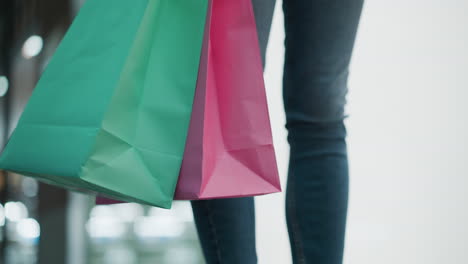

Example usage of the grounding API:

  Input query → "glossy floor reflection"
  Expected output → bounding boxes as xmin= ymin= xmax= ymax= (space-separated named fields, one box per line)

xmin=86 ymin=202 xmax=203 ymax=264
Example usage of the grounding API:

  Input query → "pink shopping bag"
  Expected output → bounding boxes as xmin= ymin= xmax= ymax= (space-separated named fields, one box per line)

xmin=174 ymin=0 xmax=281 ymax=199
xmin=96 ymin=0 xmax=280 ymax=204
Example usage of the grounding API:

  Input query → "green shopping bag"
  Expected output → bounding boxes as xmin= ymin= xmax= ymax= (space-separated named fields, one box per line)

xmin=0 ymin=0 xmax=208 ymax=208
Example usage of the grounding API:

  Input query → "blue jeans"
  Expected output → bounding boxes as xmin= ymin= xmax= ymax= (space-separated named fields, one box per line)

xmin=191 ymin=0 xmax=363 ymax=263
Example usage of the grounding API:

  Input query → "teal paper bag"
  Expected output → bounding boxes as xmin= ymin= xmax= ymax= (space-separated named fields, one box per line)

xmin=0 ymin=0 xmax=208 ymax=208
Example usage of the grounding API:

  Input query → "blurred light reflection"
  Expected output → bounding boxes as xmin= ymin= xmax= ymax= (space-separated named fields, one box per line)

xmin=21 ymin=178 xmax=39 ymax=197
xmin=110 ymin=203 xmax=144 ymax=222
xmin=86 ymin=216 xmax=125 ymax=240
xmin=0 ymin=204 xmax=5 ymax=226
xmin=16 ymin=218 xmax=40 ymax=244
xmin=0 ymin=76 xmax=9 ymax=96
xmin=134 ymin=215 xmax=184 ymax=240
xmin=5 ymin=201 xmax=28 ymax=222
xmin=22 ymin=35 xmax=43 ymax=59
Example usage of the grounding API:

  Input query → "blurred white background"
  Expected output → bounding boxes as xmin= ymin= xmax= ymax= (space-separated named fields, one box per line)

xmin=257 ymin=1 xmax=468 ymax=263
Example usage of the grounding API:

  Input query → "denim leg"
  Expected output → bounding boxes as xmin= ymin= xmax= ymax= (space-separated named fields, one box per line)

xmin=282 ymin=0 xmax=363 ymax=264
xmin=191 ymin=198 xmax=257 ymax=264
xmin=191 ymin=1 xmax=276 ymax=263
xmin=251 ymin=0 xmax=276 ymax=67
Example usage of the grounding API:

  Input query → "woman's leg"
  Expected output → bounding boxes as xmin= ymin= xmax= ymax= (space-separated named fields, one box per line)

xmin=282 ymin=0 xmax=363 ymax=263
xmin=191 ymin=1 xmax=276 ymax=263
xmin=191 ymin=198 xmax=257 ymax=264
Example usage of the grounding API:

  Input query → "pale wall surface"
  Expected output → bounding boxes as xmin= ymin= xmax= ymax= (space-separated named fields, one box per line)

xmin=257 ymin=1 xmax=468 ymax=263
